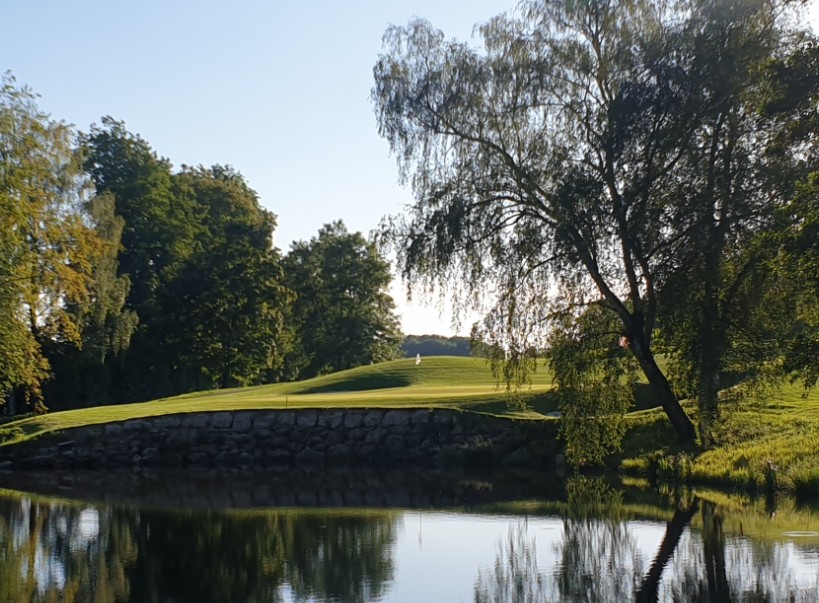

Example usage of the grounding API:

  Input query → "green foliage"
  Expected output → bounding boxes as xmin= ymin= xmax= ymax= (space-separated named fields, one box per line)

xmin=79 ymin=122 xmax=294 ymax=402
xmin=82 ymin=117 xmax=197 ymax=312
xmin=42 ymin=191 xmax=139 ymax=409
xmin=549 ymin=307 xmax=635 ymax=468
xmin=780 ymin=173 xmax=819 ymax=391
xmin=284 ymin=221 xmax=403 ymax=378
xmin=0 ymin=73 xmax=109 ymax=412
xmin=159 ymin=166 xmax=293 ymax=389
xmin=373 ymin=0 xmax=818 ymax=448
xmin=80 ymin=118 xmax=197 ymax=402
xmin=651 ymin=4 xmax=819 ymax=445
xmin=76 ymin=192 xmax=139 ymax=359
xmin=619 ymin=378 xmax=819 ymax=494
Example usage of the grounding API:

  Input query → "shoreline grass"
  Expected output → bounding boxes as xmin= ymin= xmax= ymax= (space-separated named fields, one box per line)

xmin=619 ymin=379 xmax=819 ymax=496
xmin=0 ymin=356 xmax=557 ymax=447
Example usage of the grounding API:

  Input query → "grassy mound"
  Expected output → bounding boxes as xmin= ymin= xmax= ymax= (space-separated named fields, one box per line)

xmin=0 ymin=357 xmax=556 ymax=447
xmin=293 ymin=356 xmax=521 ymax=393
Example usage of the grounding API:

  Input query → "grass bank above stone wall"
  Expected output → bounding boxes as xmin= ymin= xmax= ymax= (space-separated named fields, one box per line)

xmin=0 ymin=357 xmax=558 ymax=447
xmin=3 ymin=355 xmax=819 ymax=498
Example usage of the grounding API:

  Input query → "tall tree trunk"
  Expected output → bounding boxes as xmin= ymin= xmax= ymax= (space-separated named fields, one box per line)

xmin=698 ymin=316 xmax=722 ymax=449
xmin=6 ymin=389 xmax=17 ymax=416
xmin=699 ymin=244 xmax=724 ymax=449
xmin=631 ymin=337 xmax=697 ymax=445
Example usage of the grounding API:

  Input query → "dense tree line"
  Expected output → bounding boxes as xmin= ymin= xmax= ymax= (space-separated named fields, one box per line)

xmin=373 ymin=0 xmax=819 ymax=454
xmin=0 ymin=76 xmax=403 ymax=412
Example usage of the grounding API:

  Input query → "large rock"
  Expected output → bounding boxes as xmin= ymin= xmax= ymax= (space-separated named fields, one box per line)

xmin=383 ymin=411 xmax=411 ymax=427
xmin=343 ymin=412 xmax=364 ymax=429
xmin=294 ymin=448 xmax=325 ymax=465
xmin=212 ymin=413 xmax=234 ymax=429
xmin=296 ymin=411 xmax=318 ymax=428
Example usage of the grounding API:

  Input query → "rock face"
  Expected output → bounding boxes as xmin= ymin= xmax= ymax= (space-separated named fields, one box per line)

xmin=0 ymin=409 xmax=559 ymax=471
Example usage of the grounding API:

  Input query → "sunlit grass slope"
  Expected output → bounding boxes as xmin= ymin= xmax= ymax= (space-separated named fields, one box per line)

xmin=0 ymin=357 xmax=557 ymax=446
xmin=621 ymin=379 xmax=819 ymax=496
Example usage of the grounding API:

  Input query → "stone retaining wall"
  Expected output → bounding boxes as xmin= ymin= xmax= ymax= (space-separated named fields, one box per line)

xmin=0 ymin=409 xmax=560 ymax=471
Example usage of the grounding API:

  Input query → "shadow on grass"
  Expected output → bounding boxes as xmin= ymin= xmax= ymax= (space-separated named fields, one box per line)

xmin=296 ymin=373 xmax=413 ymax=394
xmin=460 ymin=383 xmax=661 ymax=418
xmin=458 ymin=390 xmax=562 ymax=416
xmin=620 ymin=416 xmax=682 ymax=459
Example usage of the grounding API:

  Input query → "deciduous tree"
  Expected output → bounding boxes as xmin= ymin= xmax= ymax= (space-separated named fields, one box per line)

xmin=160 ymin=166 xmax=293 ymax=389
xmin=284 ymin=222 xmax=402 ymax=378
xmin=372 ymin=0 xmax=817 ymax=445
xmin=0 ymin=74 xmax=106 ymax=412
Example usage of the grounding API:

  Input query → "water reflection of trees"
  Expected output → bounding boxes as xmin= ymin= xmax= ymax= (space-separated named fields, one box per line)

xmin=474 ymin=476 xmax=645 ymax=603
xmin=474 ymin=523 xmax=549 ymax=603
xmin=558 ymin=476 xmax=644 ymax=602
xmin=0 ymin=496 xmax=135 ymax=602
xmin=670 ymin=501 xmax=819 ymax=603
xmin=475 ymin=477 xmax=819 ymax=603
xmin=0 ymin=495 xmax=398 ymax=602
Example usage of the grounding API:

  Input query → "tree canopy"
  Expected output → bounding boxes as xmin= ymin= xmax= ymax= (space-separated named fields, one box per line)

xmin=80 ymin=122 xmax=297 ymax=401
xmin=1 ymin=90 xmax=406 ymax=412
xmin=283 ymin=221 xmax=403 ymax=378
xmin=159 ymin=165 xmax=293 ymax=389
xmin=373 ymin=0 xmax=819 ymax=447
xmin=0 ymin=74 xmax=113 ymax=411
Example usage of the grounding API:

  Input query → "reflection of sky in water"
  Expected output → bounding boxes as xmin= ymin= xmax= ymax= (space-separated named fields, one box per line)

xmin=5 ymin=496 xmax=819 ymax=602
xmin=269 ymin=513 xmax=819 ymax=601
xmin=17 ymin=501 xmax=100 ymax=596
xmin=22 ymin=543 xmax=66 ymax=594
xmin=76 ymin=508 xmax=100 ymax=544
xmin=383 ymin=514 xmax=819 ymax=603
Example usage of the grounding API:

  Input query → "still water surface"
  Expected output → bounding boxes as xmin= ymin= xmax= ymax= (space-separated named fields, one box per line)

xmin=0 ymin=469 xmax=817 ymax=602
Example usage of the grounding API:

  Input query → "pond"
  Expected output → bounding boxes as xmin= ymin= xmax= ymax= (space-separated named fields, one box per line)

xmin=0 ymin=468 xmax=816 ymax=602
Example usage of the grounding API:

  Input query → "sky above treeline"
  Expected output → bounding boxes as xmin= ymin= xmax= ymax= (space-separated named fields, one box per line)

xmin=3 ymin=1 xmax=818 ymax=335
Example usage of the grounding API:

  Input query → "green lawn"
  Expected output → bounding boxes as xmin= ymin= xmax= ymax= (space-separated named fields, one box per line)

xmin=0 ymin=356 xmax=557 ymax=446
xmin=620 ymin=378 xmax=819 ymax=496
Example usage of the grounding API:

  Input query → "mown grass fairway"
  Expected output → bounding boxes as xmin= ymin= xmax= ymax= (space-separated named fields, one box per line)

xmin=0 ymin=357 xmax=556 ymax=446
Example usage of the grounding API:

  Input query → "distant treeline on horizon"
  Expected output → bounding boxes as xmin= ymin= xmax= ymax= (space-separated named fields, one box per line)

xmin=401 ymin=335 xmax=471 ymax=358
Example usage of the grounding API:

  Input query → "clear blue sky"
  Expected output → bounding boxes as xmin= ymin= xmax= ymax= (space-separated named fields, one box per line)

xmin=4 ymin=1 xmax=817 ymax=335
xmin=3 ymin=0 xmax=517 ymax=335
